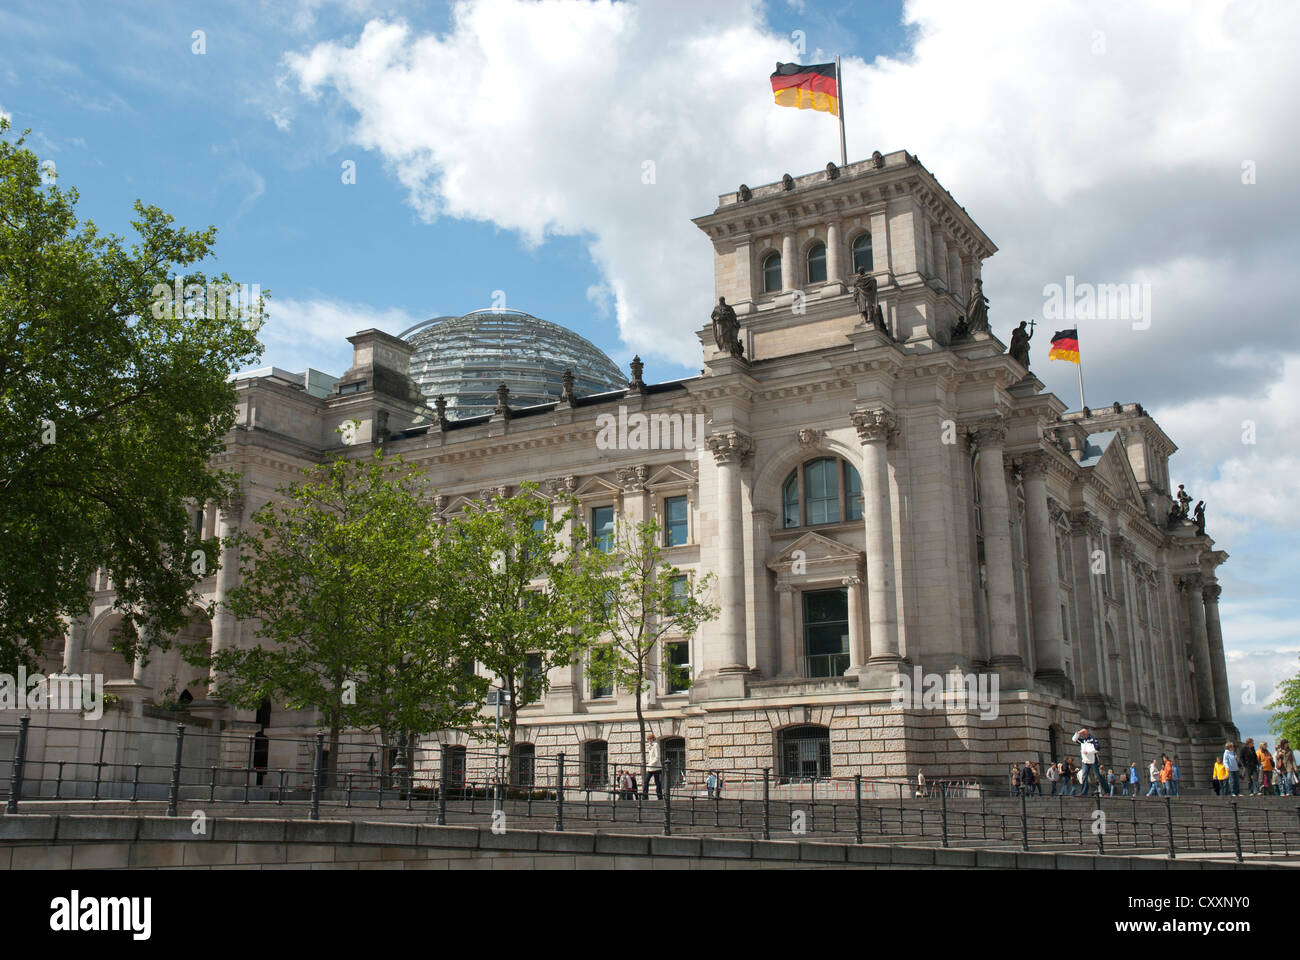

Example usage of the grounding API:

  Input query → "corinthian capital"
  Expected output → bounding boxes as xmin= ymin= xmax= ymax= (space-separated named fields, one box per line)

xmin=1202 ymin=582 xmax=1222 ymax=604
xmin=1016 ymin=450 xmax=1050 ymax=481
xmin=1177 ymin=572 xmax=1203 ymax=592
xmin=963 ymin=414 xmax=1006 ymax=448
xmin=850 ymin=408 xmax=897 ymax=444
xmin=1069 ymin=511 xmax=1104 ymax=539
xmin=706 ymin=431 xmax=754 ymax=465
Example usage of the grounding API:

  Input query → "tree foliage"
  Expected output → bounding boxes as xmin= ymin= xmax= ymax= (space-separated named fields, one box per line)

xmin=585 ymin=517 xmax=718 ymax=786
xmin=437 ymin=484 xmax=610 ymax=774
xmin=213 ymin=449 xmax=485 ymax=781
xmin=0 ymin=119 xmax=263 ymax=669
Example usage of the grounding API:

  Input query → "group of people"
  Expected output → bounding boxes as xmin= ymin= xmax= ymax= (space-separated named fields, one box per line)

xmin=1009 ymin=729 xmax=1183 ymax=798
xmin=1212 ymin=738 xmax=1297 ymax=796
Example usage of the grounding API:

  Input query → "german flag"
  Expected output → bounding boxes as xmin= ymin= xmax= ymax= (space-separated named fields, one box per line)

xmin=771 ymin=62 xmax=839 ymax=116
xmin=1049 ymin=329 xmax=1081 ymax=364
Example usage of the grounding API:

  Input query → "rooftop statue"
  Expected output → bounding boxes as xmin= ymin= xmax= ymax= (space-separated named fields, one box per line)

xmin=966 ymin=278 xmax=990 ymax=333
xmin=711 ymin=297 xmax=745 ymax=358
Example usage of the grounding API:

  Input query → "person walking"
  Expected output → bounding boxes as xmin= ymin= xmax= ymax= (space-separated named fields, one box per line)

xmin=1170 ymin=757 xmax=1181 ymax=797
xmin=1127 ymin=762 xmax=1139 ymax=797
xmin=1257 ymin=743 xmax=1274 ymax=795
xmin=705 ymin=770 xmax=717 ymax=800
xmin=1222 ymin=742 xmax=1241 ymax=797
xmin=643 ymin=732 xmax=663 ymax=800
xmin=1072 ymin=728 xmax=1106 ymax=798
xmin=1021 ymin=761 xmax=1036 ymax=798
xmin=1147 ymin=759 xmax=1162 ymax=796
xmin=1212 ymin=758 xmax=1225 ymax=795
xmin=1239 ymin=739 xmax=1259 ymax=795
xmin=1276 ymin=739 xmax=1296 ymax=796
xmin=1105 ymin=767 xmax=1116 ymax=797
xmin=1009 ymin=763 xmax=1021 ymax=798
xmin=1160 ymin=756 xmax=1173 ymax=796
xmin=1046 ymin=760 xmax=1060 ymax=796
xmin=1062 ymin=759 xmax=1077 ymax=797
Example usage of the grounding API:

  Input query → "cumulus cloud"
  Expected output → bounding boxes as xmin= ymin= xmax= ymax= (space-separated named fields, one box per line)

xmin=255 ymin=295 xmax=425 ymax=374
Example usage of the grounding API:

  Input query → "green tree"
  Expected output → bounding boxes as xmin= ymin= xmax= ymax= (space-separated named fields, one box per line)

xmin=1268 ymin=666 xmax=1300 ymax=748
xmin=0 ymin=120 xmax=263 ymax=669
xmin=438 ymin=485 xmax=609 ymax=784
xmin=213 ymin=448 xmax=484 ymax=784
xmin=585 ymin=517 xmax=717 ymax=792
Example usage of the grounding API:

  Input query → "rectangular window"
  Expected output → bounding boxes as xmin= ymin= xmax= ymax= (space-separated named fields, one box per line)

xmin=589 ymin=647 xmax=614 ymax=699
xmin=802 ymin=588 xmax=850 ymax=677
xmin=666 ymin=640 xmax=690 ymax=694
xmin=664 ymin=496 xmax=688 ymax=546
xmin=522 ymin=652 xmax=543 ymax=705
xmin=844 ymin=463 xmax=863 ymax=521
xmin=592 ymin=506 xmax=615 ymax=553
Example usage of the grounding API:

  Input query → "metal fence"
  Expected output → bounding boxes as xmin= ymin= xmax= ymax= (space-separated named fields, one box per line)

xmin=4 ymin=716 xmax=1297 ymax=863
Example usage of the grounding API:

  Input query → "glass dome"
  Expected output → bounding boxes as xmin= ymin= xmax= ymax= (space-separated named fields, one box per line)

xmin=401 ymin=309 xmax=627 ymax=420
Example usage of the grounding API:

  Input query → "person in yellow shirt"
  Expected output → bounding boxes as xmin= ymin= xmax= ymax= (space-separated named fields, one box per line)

xmin=1213 ymin=759 xmax=1228 ymax=796
xmin=1258 ymin=743 xmax=1275 ymax=794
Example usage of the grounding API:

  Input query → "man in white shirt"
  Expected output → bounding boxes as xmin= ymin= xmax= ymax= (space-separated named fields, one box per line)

xmin=1072 ymin=728 xmax=1105 ymax=798
xmin=643 ymin=732 xmax=663 ymax=800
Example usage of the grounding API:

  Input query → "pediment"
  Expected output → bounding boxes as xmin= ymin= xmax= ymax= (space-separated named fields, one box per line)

xmin=767 ymin=531 xmax=863 ymax=574
xmin=646 ymin=464 xmax=695 ymax=488
xmin=1091 ymin=437 xmax=1144 ymax=505
xmin=574 ymin=475 xmax=622 ymax=498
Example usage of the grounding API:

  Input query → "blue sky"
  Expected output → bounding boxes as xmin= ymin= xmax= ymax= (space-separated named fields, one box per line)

xmin=4 ymin=0 xmax=1298 ymax=746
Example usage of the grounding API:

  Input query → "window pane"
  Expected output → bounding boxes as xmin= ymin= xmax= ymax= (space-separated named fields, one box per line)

xmin=667 ymin=641 xmax=690 ymax=693
xmin=782 ymin=471 xmax=800 ymax=528
xmin=844 ymin=461 xmax=863 ymax=521
xmin=763 ymin=253 xmax=782 ymax=293
xmin=806 ymin=242 xmax=826 ymax=284
xmin=592 ymin=506 xmax=614 ymax=552
xmin=852 ymin=233 xmax=873 ymax=274
xmin=802 ymin=589 xmax=849 ymax=677
xmin=522 ymin=652 xmax=543 ymax=705
xmin=804 ymin=458 xmax=840 ymax=525
xmin=665 ymin=496 xmax=688 ymax=546
xmin=590 ymin=647 xmax=613 ymax=699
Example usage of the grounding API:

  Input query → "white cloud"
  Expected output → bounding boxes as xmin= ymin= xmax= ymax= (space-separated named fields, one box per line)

xmin=254 ymin=295 xmax=425 ymax=374
xmin=280 ymin=0 xmax=1300 ymax=384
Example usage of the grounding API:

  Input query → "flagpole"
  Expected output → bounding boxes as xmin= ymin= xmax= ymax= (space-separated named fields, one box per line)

xmin=1077 ymin=352 xmax=1086 ymax=411
xmin=835 ymin=55 xmax=847 ymax=167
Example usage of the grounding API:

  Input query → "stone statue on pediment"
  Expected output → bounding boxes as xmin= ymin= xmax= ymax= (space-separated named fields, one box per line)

xmin=1009 ymin=320 xmax=1033 ymax=370
xmin=966 ymin=279 xmax=990 ymax=333
xmin=1176 ymin=484 xmax=1192 ymax=518
xmin=1193 ymin=500 xmax=1206 ymax=534
xmin=711 ymin=297 xmax=744 ymax=358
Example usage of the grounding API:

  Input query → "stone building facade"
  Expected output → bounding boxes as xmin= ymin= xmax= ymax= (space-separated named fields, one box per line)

xmin=35 ymin=151 xmax=1237 ymax=791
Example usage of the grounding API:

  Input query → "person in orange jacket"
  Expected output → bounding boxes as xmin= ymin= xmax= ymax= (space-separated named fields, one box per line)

xmin=1258 ymin=742 xmax=1275 ymax=795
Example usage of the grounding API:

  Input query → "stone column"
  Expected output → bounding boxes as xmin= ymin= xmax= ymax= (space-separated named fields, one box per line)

xmin=850 ymin=409 xmax=900 ymax=671
xmin=781 ymin=232 xmax=796 ymax=291
xmin=776 ymin=584 xmax=796 ymax=678
xmin=62 ymin=617 xmax=88 ymax=674
xmin=751 ymin=510 xmax=778 ymax=678
xmin=705 ymin=432 xmax=753 ymax=691
xmin=208 ymin=494 xmax=244 ymax=694
xmin=843 ymin=575 xmax=866 ymax=672
xmin=826 ymin=220 xmax=842 ymax=284
xmin=966 ymin=417 xmax=1024 ymax=676
xmin=1020 ymin=453 xmax=1066 ymax=685
xmin=1179 ymin=574 xmax=1216 ymax=721
xmin=1203 ymin=582 xmax=1233 ymax=723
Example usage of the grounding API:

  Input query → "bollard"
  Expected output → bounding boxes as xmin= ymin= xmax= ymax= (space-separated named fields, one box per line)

xmin=277 ymin=769 xmax=285 ymax=805
xmin=762 ymin=768 xmax=771 ymax=841
xmin=309 ymin=731 xmax=324 ymax=821
xmin=345 ymin=772 xmax=353 ymax=809
xmin=166 ymin=723 xmax=186 ymax=817
xmin=941 ymin=782 xmax=949 ymax=848
xmin=132 ymin=763 xmax=141 ymax=802
xmin=437 ymin=751 xmax=448 ymax=826
xmin=1020 ymin=789 xmax=1029 ymax=852
xmin=1096 ymin=795 xmax=1105 ymax=855
xmin=244 ymin=736 xmax=254 ymax=804
xmin=664 ymin=771 xmax=672 ymax=837
xmin=4 ymin=715 xmax=30 ymax=813
xmin=209 ymin=765 xmax=217 ymax=803
xmin=406 ymin=771 xmax=414 ymax=812
xmin=555 ymin=753 xmax=565 ymax=832
xmin=1165 ymin=796 xmax=1176 ymax=859
xmin=1232 ymin=801 xmax=1243 ymax=863
xmin=855 ymin=774 xmax=863 ymax=844
xmin=93 ymin=728 xmax=107 ymax=801
xmin=55 ymin=760 xmax=65 ymax=800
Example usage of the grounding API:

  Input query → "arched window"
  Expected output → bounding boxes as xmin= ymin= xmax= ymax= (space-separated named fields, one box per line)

xmin=510 ymin=742 xmax=535 ymax=789
xmin=804 ymin=457 xmax=840 ymax=525
xmin=851 ymin=233 xmax=873 ymax=274
xmin=582 ymin=740 xmax=608 ymax=790
xmin=781 ymin=457 xmax=864 ymax=528
xmin=806 ymin=242 xmax=826 ymax=284
xmin=782 ymin=472 xmax=800 ymax=528
xmin=762 ymin=252 xmax=782 ymax=293
xmin=779 ymin=725 xmax=831 ymax=780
